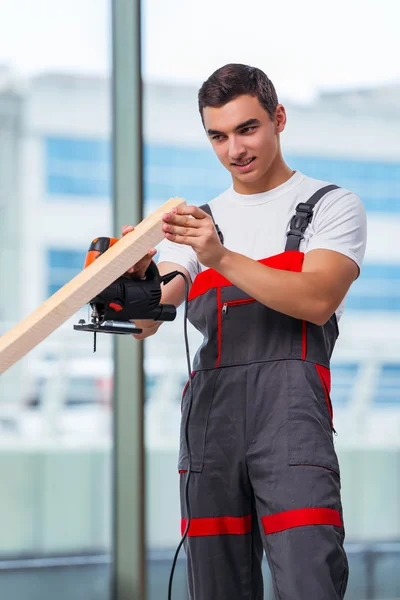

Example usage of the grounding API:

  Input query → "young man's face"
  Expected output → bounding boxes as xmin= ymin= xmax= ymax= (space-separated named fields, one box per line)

xmin=202 ymin=94 xmax=286 ymax=194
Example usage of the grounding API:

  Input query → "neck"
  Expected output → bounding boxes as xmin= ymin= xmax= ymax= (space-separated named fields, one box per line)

xmin=232 ymin=154 xmax=294 ymax=195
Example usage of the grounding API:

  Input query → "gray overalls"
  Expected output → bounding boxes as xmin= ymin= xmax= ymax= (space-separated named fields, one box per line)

xmin=179 ymin=186 xmax=349 ymax=599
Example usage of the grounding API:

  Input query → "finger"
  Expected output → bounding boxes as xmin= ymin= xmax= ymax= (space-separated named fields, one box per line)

xmin=136 ymin=265 xmax=151 ymax=278
xmin=126 ymin=249 xmax=156 ymax=274
xmin=128 ymin=262 xmax=148 ymax=275
xmin=142 ymin=248 xmax=157 ymax=258
xmin=175 ymin=205 xmax=209 ymax=219
xmin=162 ymin=213 xmax=203 ymax=227
xmin=121 ymin=225 xmax=135 ymax=236
xmin=135 ymin=249 xmax=157 ymax=268
xmin=134 ymin=255 xmax=158 ymax=278
xmin=133 ymin=332 xmax=147 ymax=340
xmin=163 ymin=205 xmax=207 ymax=221
xmin=133 ymin=333 xmax=147 ymax=340
xmin=132 ymin=324 xmax=158 ymax=340
xmin=162 ymin=211 xmax=205 ymax=225
xmin=163 ymin=223 xmax=201 ymax=237
xmin=164 ymin=232 xmax=193 ymax=245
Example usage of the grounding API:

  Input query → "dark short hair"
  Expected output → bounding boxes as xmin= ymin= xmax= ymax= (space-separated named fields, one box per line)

xmin=198 ymin=63 xmax=279 ymax=122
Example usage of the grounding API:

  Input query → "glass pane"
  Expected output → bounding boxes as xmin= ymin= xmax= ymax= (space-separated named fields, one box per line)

xmin=143 ymin=1 xmax=400 ymax=598
xmin=0 ymin=2 xmax=112 ymax=598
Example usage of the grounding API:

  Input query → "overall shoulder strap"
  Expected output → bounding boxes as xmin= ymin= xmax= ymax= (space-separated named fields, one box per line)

xmin=199 ymin=203 xmax=224 ymax=245
xmin=285 ymin=184 xmax=339 ymax=252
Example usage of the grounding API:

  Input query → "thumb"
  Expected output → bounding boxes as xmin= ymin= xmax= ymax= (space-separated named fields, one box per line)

xmin=121 ymin=225 xmax=135 ymax=236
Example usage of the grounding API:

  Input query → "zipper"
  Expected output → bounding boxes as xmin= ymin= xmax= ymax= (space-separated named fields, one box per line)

xmin=221 ymin=298 xmax=255 ymax=317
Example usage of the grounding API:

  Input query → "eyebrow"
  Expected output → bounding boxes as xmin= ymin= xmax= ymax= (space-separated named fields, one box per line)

xmin=207 ymin=118 xmax=260 ymax=137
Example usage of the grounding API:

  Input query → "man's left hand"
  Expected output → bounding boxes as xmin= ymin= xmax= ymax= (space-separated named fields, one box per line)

xmin=162 ymin=205 xmax=227 ymax=269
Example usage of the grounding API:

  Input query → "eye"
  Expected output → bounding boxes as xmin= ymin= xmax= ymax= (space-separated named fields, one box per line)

xmin=211 ymin=134 xmax=226 ymax=141
xmin=240 ymin=126 xmax=257 ymax=135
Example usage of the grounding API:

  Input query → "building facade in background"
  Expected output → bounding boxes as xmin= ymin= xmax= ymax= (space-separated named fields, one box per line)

xmin=0 ymin=71 xmax=400 ymax=559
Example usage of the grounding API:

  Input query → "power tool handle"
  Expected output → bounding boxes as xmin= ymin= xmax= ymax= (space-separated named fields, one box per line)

xmin=84 ymin=237 xmax=119 ymax=269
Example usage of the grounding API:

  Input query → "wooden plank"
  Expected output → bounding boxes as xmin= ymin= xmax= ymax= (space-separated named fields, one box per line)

xmin=0 ymin=197 xmax=185 ymax=375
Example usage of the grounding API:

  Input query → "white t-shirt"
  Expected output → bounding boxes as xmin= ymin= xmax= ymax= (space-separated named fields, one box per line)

xmin=157 ymin=170 xmax=367 ymax=321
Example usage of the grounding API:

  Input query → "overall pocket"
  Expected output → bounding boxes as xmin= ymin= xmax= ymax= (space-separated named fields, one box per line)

xmin=178 ymin=369 xmax=220 ymax=472
xmin=216 ymin=296 xmax=256 ymax=367
xmin=286 ymin=360 xmax=340 ymax=477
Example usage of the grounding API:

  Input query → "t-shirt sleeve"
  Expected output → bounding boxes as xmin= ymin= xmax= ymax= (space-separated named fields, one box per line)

xmin=305 ymin=190 xmax=367 ymax=273
xmin=156 ymin=238 xmax=200 ymax=284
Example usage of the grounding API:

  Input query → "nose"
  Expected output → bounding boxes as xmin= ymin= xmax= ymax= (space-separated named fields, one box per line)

xmin=228 ymin=136 xmax=246 ymax=162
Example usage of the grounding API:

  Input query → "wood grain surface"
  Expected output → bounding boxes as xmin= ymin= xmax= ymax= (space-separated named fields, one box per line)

xmin=0 ymin=197 xmax=185 ymax=375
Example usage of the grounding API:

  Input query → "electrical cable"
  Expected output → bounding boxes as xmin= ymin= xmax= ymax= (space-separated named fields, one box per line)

xmin=160 ymin=272 xmax=193 ymax=600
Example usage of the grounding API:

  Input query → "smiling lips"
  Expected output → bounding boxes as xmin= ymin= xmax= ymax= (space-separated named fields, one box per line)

xmin=231 ymin=157 xmax=256 ymax=172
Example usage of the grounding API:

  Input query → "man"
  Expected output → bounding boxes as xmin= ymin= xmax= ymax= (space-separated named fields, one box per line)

xmin=122 ymin=63 xmax=367 ymax=599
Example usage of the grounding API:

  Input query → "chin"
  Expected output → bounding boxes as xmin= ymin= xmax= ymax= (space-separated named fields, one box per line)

xmin=237 ymin=170 xmax=259 ymax=182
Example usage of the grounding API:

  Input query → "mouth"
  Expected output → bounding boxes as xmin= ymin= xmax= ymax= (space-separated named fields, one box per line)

xmin=231 ymin=157 xmax=256 ymax=172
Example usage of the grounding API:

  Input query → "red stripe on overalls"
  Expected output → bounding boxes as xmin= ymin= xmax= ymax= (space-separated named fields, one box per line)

xmin=189 ymin=251 xmax=306 ymax=367
xmin=302 ymin=319 xmax=307 ymax=360
xmin=315 ymin=363 xmax=334 ymax=427
xmin=216 ymin=287 xmax=222 ymax=367
xmin=188 ymin=251 xmax=305 ymax=301
xmin=181 ymin=515 xmax=252 ymax=537
xmin=262 ymin=508 xmax=342 ymax=535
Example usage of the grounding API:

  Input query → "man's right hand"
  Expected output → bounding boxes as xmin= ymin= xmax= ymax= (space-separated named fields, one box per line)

xmin=120 ymin=225 xmax=190 ymax=340
xmin=121 ymin=224 xmax=157 ymax=278
xmin=121 ymin=224 xmax=161 ymax=340
xmin=131 ymin=319 xmax=161 ymax=340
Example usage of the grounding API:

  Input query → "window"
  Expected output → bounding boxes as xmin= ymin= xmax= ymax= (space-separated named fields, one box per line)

xmin=47 ymin=248 xmax=86 ymax=296
xmin=289 ymin=154 xmax=400 ymax=213
xmin=346 ymin=263 xmax=400 ymax=311
xmin=331 ymin=363 xmax=359 ymax=406
xmin=375 ymin=364 xmax=400 ymax=406
xmin=45 ymin=137 xmax=111 ymax=198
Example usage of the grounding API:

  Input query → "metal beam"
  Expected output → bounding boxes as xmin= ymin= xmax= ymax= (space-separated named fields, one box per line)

xmin=112 ymin=1 xmax=145 ymax=599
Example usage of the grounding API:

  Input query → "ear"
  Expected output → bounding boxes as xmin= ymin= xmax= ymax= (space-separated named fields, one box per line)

xmin=275 ymin=104 xmax=287 ymax=134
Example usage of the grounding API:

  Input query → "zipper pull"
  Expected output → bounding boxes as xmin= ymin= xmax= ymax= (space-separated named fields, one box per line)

xmin=222 ymin=303 xmax=228 ymax=316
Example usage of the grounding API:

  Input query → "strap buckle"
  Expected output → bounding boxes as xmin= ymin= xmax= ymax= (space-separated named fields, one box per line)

xmin=287 ymin=203 xmax=314 ymax=241
xmin=295 ymin=203 xmax=314 ymax=218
